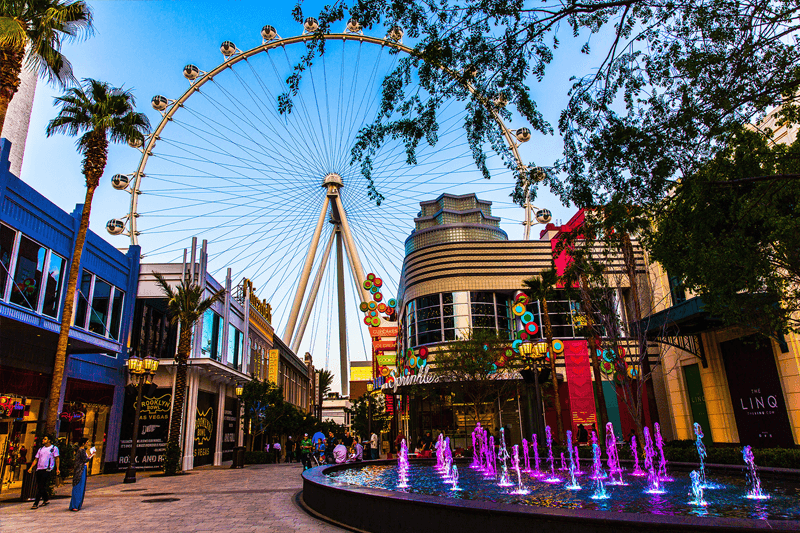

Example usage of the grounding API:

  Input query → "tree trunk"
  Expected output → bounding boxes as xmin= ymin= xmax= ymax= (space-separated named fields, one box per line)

xmin=45 ymin=182 xmax=98 ymax=434
xmin=167 ymin=320 xmax=193 ymax=470
xmin=580 ymin=274 xmax=609 ymax=444
xmin=541 ymin=297 xmax=564 ymax=443
xmin=620 ymin=234 xmax=659 ymax=428
xmin=0 ymin=44 xmax=24 ymax=136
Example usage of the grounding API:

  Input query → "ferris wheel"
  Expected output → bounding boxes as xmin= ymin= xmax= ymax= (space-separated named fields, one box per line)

xmin=104 ymin=17 xmax=550 ymax=391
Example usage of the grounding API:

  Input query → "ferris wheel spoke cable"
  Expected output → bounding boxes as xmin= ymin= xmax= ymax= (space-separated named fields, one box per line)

xmin=205 ymin=195 xmax=325 ymax=279
xmin=141 ymin=191 xmax=321 ymax=260
xmin=345 ymin=262 xmax=371 ymax=362
xmin=191 ymin=86 xmax=326 ymax=180
xmin=207 ymin=75 xmax=328 ymax=179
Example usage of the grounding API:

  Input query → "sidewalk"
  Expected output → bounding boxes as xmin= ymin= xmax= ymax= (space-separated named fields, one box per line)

xmin=0 ymin=463 xmax=348 ymax=533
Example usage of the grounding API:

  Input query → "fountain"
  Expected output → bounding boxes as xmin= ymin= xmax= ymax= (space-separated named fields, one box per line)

xmin=655 ymin=422 xmax=672 ymax=481
xmin=644 ymin=427 xmax=665 ymax=494
xmin=510 ymin=444 xmax=530 ymax=494
xmin=531 ymin=434 xmax=542 ymax=478
xmin=486 ymin=435 xmax=497 ymax=477
xmin=590 ymin=442 xmax=609 ymax=499
xmin=468 ymin=422 xmax=481 ymax=468
xmin=436 ymin=433 xmax=446 ymax=472
xmin=497 ymin=428 xmax=514 ymax=487
xmin=450 ymin=464 xmax=461 ymax=491
xmin=693 ymin=422 xmax=708 ymax=486
xmin=543 ymin=426 xmax=560 ymax=483
xmin=574 ymin=445 xmax=583 ymax=475
xmin=522 ymin=438 xmax=532 ymax=473
xmin=560 ymin=452 xmax=567 ymax=471
xmin=605 ymin=422 xmax=627 ymax=485
xmin=630 ymin=435 xmax=646 ymax=476
xmin=689 ymin=470 xmax=708 ymax=506
xmin=397 ymin=439 xmax=410 ymax=489
xmin=564 ymin=432 xmax=581 ymax=491
xmin=743 ymin=446 xmax=769 ymax=500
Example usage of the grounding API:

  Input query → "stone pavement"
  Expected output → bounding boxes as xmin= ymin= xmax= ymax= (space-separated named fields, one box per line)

xmin=0 ymin=463 xmax=348 ymax=533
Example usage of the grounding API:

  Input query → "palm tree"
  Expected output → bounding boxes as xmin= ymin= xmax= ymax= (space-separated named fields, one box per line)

xmin=524 ymin=268 xmax=565 ymax=443
xmin=316 ymin=369 xmax=333 ymax=418
xmin=154 ymin=272 xmax=225 ymax=474
xmin=0 ymin=0 xmax=92 ymax=133
xmin=43 ymin=79 xmax=150 ymax=434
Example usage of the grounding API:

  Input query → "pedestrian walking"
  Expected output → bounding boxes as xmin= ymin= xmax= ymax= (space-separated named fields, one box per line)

xmin=325 ymin=431 xmax=336 ymax=464
xmin=300 ymin=433 xmax=313 ymax=470
xmin=285 ymin=436 xmax=294 ymax=463
xmin=370 ymin=432 xmax=379 ymax=460
xmin=272 ymin=440 xmax=281 ymax=463
xmin=69 ymin=438 xmax=94 ymax=511
xmin=27 ymin=436 xmax=60 ymax=509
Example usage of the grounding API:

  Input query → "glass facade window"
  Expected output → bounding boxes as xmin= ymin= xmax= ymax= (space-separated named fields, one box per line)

xmin=10 ymin=235 xmax=45 ymax=310
xmin=41 ymin=252 xmax=65 ymax=318
xmin=406 ymin=291 xmax=512 ymax=348
xmin=201 ymin=308 xmax=223 ymax=360
xmin=0 ymin=224 xmax=16 ymax=298
xmin=89 ymin=278 xmax=112 ymax=335
xmin=75 ymin=272 xmax=92 ymax=329
xmin=228 ymin=325 xmax=243 ymax=371
xmin=109 ymin=288 xmax=124 ymax=340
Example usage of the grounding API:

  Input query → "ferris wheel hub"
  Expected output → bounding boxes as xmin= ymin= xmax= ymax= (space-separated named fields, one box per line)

xmin=322 ymin=172 xmax=343 ymax=188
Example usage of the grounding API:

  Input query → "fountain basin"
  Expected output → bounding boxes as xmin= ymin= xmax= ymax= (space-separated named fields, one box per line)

xmin=301 ymin=460 xmax=800 ymax=532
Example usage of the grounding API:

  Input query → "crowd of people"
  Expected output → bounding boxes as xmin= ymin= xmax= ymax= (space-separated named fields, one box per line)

xmin=265 ymin=430 xmax=381 ymax=470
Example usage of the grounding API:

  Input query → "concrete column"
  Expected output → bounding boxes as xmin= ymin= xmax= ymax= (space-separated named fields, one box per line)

xmin=214 ymin=382 xmax=226 ymax=465
xmin=182 ymin=368 xmax=199 ymax=471
xmin=221 ymin=268 xmax=232 ymax=366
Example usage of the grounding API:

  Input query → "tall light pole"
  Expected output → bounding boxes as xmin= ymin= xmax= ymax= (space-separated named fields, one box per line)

xmin=124 ymin=352 xmax=159 ymax=483
xmin=518 ymin=341 xmax=546 ymax=441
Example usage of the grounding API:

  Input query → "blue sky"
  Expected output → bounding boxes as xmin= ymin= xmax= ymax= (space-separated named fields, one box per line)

xmin=17 ymin=0 xmax=612 ymax=392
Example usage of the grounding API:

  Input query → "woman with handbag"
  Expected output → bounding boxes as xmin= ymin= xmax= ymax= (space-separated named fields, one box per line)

xmin=69 ymin=438 xmax=94 ymax=511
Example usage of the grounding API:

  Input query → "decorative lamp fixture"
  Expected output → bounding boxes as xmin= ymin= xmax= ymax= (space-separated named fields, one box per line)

xmin=235 ymin=383 xmax=244 ymax=397
xmin=518 ymin=341 xmax=534 ymax=359
xmin=142 ymin=355 xmax=159 ymax=374
xmin=127 ymin=353 xmax=144 ymax=374
xmin=367 ymin=382 xmax=374 ymax=392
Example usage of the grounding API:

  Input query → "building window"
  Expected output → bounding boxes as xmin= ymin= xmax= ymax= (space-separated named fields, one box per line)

xmin=41 ymin=252 xmax=66 ymax=318
xmin=10 ymin=235 xmax=45 ymax=310
xmin=201 ymin=309 xmax=223 ymax=360
xmin=73 ymin=271 xmax=125 ymax=340
xmin=228 ymin=325 xmax=243 ymax=371
xmin=0 ymin=223 xmax=16 ymax=299
xmin=667 ymin=271 xmax=686 ymax=305
xmin=89 ymin=278 xmax=112 ymax=335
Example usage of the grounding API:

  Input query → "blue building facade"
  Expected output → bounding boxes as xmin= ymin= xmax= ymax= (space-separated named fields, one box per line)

xmin=0 ymin=139 xmax=140 ymax=481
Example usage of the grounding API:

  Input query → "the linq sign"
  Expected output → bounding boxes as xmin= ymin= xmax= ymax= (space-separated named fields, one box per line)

xmin=721 ymin=335 xmax=794 ymax=447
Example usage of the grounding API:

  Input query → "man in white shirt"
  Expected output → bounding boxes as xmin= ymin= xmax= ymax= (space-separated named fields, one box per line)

xmin=370 ymin=432 xmax=379 ymax=460
xmin=28 ymin=436 xmax=60 ymax=509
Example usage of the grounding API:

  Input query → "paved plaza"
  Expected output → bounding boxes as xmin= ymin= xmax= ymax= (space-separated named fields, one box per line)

xmin=0 ymin=463 xmax=347 ymax=533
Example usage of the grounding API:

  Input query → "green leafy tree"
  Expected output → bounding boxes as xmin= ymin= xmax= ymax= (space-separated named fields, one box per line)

xmin=288 ymin=0 xmax=799 ymax=218
xmin=432 ymin=328 xmax=517 ymax=428
xmin=345 ymin=392 xmax=391 ymax=439
xmin=648 ymin=128 xmax=800 ymax=335
xmin=0 ymin=0 xmax=92 ymax=132
xmin=316 ymin=368 xmax=333 ymax=417
xmin=43 ymin=79 xmax=150 ymax=434
xmin=153 ymin=272 xmax=225 ymax=474
xmin=524 ymin=268 xmax=565 ymax=442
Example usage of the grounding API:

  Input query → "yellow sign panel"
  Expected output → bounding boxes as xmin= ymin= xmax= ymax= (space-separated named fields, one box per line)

xmin=268 ymin=349 xmax=280 ymax=384
xmin=376 ymin=353 xmax=396 ymax=366
xmin=350 ymin=366 xmax=373 ymax=382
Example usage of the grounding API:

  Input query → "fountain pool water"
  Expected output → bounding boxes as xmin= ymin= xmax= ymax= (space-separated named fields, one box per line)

xmin=332 ymin=461 xmax=800 ymax=521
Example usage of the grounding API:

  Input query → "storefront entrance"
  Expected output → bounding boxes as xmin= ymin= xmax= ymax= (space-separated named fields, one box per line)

xmin=58 ymin=378 xmax=114 ymax=475
xmin=0 ymin=396 xmax=42 ymax=492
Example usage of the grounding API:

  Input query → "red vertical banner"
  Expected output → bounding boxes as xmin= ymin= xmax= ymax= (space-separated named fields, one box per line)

xmin=564 ymin=340 xmax=596 ymax=435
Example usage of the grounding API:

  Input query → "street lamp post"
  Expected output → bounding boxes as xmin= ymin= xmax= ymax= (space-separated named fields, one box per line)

xmin=232 ymin=383 xmax=244 ymax=469
xmin=124 ymin=352 xmax=159 ymax=484
xmin=518 ymin=341 xmax=546 ymax=441
xmin=366 ymin=382 xmax=374 ymax=438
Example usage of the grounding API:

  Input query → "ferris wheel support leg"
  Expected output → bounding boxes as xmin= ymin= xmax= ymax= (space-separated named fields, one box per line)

xmin=336 ymin=227 xmax=349 ymax=397
xmin=291 ymin=227 xmax=336 ymax=354
xmin=332 ymin=195 xmax=371 ymax=303
xmin=283 ymin=196 xmax=331 ymax=345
